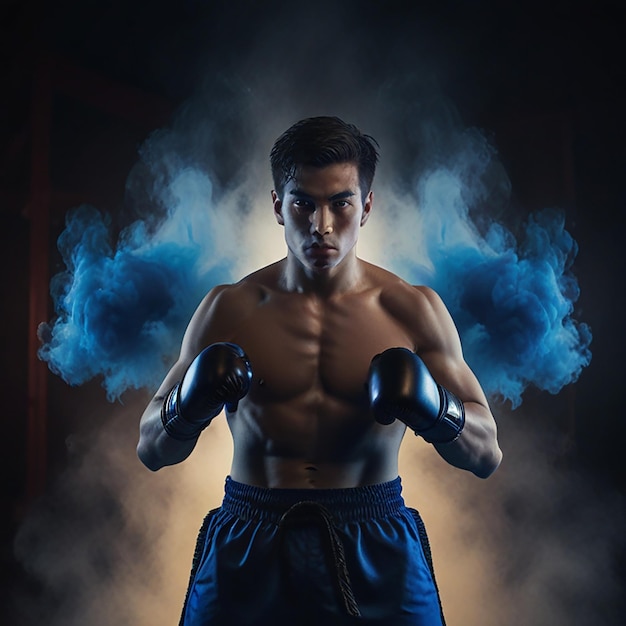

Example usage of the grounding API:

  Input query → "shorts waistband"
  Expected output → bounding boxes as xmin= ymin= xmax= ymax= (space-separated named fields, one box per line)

xmin=222 ymin=476 xmax=405 ymax=524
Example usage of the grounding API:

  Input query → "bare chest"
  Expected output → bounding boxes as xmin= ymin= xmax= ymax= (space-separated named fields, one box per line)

xmin=230 ymin=292 xmax=414 ymax=404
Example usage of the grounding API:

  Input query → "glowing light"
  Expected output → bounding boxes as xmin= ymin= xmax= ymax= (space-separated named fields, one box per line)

xmin=38 ymin=111 xmax=591 ymax=409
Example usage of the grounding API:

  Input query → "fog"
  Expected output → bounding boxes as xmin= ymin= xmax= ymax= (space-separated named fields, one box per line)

xmin=9 ymin=1 xmax=624 ymax=624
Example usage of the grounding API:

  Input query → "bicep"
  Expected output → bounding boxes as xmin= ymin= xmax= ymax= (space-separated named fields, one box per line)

xmin=409 ymin=288 xmax=501 ymax=475
xmin=413 ymin=287 xmax=490 ymax=408
xmin=419 ymin=347 xmax=489 ymax=409
xmin=150 ymin=284 xmax=232 ymax=402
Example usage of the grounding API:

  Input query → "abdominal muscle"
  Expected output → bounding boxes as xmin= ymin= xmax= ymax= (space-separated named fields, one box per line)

xmin=223 ymin=327 xmax=408 ymax=489
xmin=209 ymin=268 xmax=415 ymax=489
xmin=226 ymin=398 xmax=406 ymax=489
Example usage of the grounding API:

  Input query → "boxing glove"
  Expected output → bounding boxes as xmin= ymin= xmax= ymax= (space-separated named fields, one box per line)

xmin=161 ymin=342 xmax=253 ymax=440
xmin=367 ymin=347 xmax=465 ymax=444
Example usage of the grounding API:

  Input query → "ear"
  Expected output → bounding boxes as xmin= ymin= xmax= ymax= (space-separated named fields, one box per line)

xmin=360 ymin=190 xmax=373 ymax=227
xmin=272 ymin=190 xmax=284 ymax=226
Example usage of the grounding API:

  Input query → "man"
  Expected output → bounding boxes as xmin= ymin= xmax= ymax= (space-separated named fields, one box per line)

xmin=137 ymin=116 xmax=502 ymax=625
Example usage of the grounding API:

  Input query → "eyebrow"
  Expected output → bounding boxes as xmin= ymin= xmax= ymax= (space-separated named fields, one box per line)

xmin=290 ymin=189 xmax=356 ymax=201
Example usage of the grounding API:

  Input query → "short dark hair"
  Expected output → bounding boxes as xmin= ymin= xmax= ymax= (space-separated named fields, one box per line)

xmin=270 ymin=116 xmax=379 ymax=200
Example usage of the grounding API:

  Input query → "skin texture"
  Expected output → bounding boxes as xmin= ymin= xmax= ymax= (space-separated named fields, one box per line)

xmin=137 ymin=162 xmax=502 ymax=487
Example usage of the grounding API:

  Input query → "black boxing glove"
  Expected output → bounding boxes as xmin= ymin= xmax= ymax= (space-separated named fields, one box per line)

xmin=161 ymin=342 xmax=253 ymax=441
xmin=367 ymin=347 xmax=465 ymax=444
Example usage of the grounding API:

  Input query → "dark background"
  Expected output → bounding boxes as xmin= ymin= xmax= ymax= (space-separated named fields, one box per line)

xmin=2 ymin=0 xmax=625 ymax=623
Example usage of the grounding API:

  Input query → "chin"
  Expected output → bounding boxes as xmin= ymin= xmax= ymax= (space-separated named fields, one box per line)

xmin=310 ymin=259 xmax=340 ymax=272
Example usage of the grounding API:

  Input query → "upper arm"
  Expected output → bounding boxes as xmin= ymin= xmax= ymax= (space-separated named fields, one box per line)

xmin=150 ymin=283 xmax=245 ymax=402
xmin=138 ymin=281 xmax=262 ymax=469
xmin=382 ymin=283 xmax=489 ymax=409
xmin=381 ymin=281 xmax=501 ymax=477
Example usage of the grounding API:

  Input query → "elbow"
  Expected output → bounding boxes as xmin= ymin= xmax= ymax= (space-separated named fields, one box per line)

xmin=136 ymin=441 xmax=163 ymax=472
xmin=473 ymin=446 xmax=503 ymax=479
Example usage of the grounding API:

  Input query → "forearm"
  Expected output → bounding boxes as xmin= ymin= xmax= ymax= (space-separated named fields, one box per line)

xmin=136 ymin=398 xmax=201 ymax=471
xmin=137 ymin=343 xmax=252 ymax=471
xmin=431 ymin=401 xmax=502 ymax=478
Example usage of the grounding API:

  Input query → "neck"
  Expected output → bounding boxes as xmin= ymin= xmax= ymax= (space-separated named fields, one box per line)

xmin=281 ymin=252 xmax=363 ymax=297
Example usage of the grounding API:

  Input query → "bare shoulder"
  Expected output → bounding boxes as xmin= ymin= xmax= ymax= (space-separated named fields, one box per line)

xmin=365 ymin=263 xmax=458 ymax=354
xmin=364 ymin=262 xmax=439 ymax=317
xmin=181 ymin=264 xmax=281 ymax=355
xmin=381 ymin=281 xmax=448 ymax=324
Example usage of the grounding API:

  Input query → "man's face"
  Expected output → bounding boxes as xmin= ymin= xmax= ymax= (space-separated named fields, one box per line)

xmin=272 ymin=162 xmax=372 ymax=276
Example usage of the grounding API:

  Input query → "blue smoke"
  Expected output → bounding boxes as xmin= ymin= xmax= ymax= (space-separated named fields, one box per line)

xmin=38 ymin=168 xmax=233 ymax=400
xmin=39 ymin=107 xmax=591 ymax=407
xmin=386 ymin=137 xmax=592 ymax=407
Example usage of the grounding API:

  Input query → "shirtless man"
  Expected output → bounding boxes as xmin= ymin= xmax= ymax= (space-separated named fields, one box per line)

xmin=137 ymin=116 xmax=502 ymax=625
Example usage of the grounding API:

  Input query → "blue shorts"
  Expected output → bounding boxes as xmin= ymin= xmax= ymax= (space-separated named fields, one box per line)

xmin=180 ymin=477 xmax=445 ymax=625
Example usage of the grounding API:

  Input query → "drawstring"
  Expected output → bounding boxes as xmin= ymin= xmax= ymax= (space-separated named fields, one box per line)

xmin=278 ymin=501 xmax=361 ymax=618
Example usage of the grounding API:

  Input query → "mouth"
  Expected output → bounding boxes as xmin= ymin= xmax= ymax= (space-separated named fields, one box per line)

xmin=308 ymin=242 xmax=336 ymax=251
xmin=305 ymin=242 xmax=337 ymax=264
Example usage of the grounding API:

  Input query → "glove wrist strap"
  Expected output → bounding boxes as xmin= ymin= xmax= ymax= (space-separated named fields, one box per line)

xmin=160 ymin=383 xmax=214 ymax=441
xmin=416 ymin=386 xmax=465 ymax=444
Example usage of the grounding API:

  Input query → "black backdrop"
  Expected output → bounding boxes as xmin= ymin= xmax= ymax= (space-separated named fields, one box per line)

xmin=2 ymin=1 xmax=625 ymax=623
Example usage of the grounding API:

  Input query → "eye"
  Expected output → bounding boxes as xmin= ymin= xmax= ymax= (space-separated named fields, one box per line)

xmin=333 ymin=200 xmax=350 ymax=210
xmin=293 ymin=199 xmax=314 ymax=210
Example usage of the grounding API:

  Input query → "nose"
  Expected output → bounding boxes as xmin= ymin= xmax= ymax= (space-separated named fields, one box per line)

xmin=310 ymin=205 xmax=333 ymax=236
